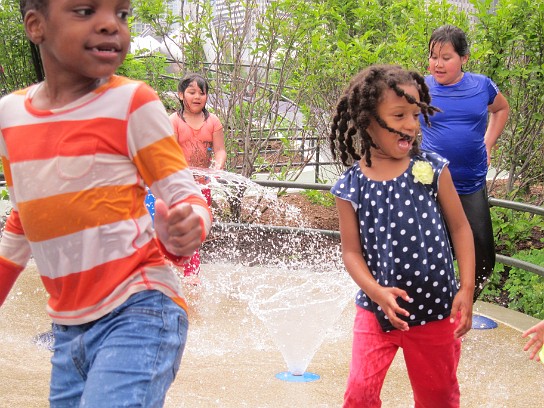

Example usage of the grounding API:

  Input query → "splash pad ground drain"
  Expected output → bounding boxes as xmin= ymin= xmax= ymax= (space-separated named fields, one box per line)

xmin=472 ymin=314 xmax=498 ymax=329
xmin=275 ymin=371 xmax=320 ymax=382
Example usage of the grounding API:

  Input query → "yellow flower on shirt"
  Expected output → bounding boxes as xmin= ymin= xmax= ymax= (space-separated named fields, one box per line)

xmin=412 ymin=161 xmax=434 ymax=185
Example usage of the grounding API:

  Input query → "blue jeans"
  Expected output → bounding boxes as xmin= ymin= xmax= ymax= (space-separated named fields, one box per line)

xmin=49 ymin=290 xmax=188 ymax=407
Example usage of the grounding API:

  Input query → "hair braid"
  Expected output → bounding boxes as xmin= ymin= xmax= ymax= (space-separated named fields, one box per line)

xmin=330 ymin=64 xmax=439 ymax=167
xmin=409 ymin=72 xmax=441 ymax=127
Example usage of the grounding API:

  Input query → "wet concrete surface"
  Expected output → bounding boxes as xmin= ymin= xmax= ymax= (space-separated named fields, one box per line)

xmin=1 ymin=264 xmax=543 ymax=407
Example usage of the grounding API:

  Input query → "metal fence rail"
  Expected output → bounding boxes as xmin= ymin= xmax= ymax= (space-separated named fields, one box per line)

xmin=0 ymin=178 xmax=541 ymax=277
xmin=253 ymin=180 xmax=544 ymax=278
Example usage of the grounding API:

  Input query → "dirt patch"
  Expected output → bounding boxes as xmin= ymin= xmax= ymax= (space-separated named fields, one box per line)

xmin=263 ymin=193 xmax=339 ymax=231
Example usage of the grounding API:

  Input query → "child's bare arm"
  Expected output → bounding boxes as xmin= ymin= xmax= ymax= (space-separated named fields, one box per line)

xmin=522 ymin=320 xmax=544 ymax=361
xmin=212 ymin=128 xmax=227 ymax=170
xmin=437 ymin=166 xmax=475 ymax=339
xmin=336 ymin=198 xmax=410 ymax=331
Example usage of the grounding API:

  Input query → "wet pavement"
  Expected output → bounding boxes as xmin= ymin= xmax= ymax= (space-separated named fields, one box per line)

xmin=1 ymin=263 xmax=543 ymax=407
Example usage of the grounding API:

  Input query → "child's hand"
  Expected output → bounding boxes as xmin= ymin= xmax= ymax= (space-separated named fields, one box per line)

xmin=450 ymin=287 xmax=473 ymax=339
xmin=522 ymin=320 xmax=544 ymax=362
xmin=374 ymin=287 xmax=411 ymax=331
xmin=154 ymin=198 xmax=203 ymax=257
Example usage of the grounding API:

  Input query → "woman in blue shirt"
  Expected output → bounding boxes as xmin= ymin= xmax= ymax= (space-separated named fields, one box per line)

xmin=420 ymin=25 xmax=509 ymax=302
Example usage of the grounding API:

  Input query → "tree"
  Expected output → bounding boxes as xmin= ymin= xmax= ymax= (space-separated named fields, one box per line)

xmin=470 ymin=0 xmax=544 ymax=202
xmin=0 ymin=0 xmax=42 ymax=94
xmin=132 ymin=0 xmax=322 ymax=183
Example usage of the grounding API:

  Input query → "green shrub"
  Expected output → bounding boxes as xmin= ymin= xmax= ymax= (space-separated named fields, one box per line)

xmin=503 ymin=250 xmax=544 ymax=319
xmin=482 ymin=249 xmax=544 ymax=319
xmin=491 ymin=207 xmax=542 ymax=255
xmin=301 ymin=190 xmax=336 ymax=207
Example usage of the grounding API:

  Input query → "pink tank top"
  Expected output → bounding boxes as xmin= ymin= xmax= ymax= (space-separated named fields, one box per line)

xmin=169 ymin=112 xmax=223 ymax=168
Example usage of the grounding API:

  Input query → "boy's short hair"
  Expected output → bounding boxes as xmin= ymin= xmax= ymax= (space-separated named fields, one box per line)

xmin=20 ymin=0 xmax=48 ymax=17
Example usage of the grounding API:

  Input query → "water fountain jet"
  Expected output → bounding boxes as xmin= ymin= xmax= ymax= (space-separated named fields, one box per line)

xmin=248 ymin=269 xmax=354 ymax=382
xmin=146 ymin=169 xmax=354 ymax=381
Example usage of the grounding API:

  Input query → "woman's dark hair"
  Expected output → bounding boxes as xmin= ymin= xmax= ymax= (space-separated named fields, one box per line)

xmin=177 ymin=73 xmax=210 ymax=120
xmin=428 ymin=25 xmax=470 ymax=58
xmin=329 ymin=64 xmax=439 ymax=167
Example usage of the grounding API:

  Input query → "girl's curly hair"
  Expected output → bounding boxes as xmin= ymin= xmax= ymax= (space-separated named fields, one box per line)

xmin=329 ymin=64 xmax=439 ymax=167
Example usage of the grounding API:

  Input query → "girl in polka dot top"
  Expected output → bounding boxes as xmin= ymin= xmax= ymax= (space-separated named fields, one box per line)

xmin=330 ymin=65 xmax=475 ymax=408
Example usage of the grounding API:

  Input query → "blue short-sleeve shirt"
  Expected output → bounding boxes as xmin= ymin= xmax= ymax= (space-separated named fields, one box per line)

xmin=331 ymin=151 xmax=459 ymax=332
xmin=420 ymin=72 xmax=499 ymax=194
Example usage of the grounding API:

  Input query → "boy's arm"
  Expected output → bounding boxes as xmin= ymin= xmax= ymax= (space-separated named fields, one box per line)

xmin=0 ymin=257 xmax=25 ymax=305
xmin=128 ymin=83 xmax=212 ymax=263
xmin=336 ymin=197 xmax=410 ymax=331
xmin=154 ymin=199 xmax=210 ymax=263
xmin=437 ymin=166 xmax=475 ymax=339
xmin=0 ymin=210 xmax=32 ymax=305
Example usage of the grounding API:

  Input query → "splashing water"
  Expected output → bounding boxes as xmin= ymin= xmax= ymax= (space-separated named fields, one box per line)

xmin=190 ymin=167 xmax=305 ymax=226
xmin=193 ymin=168 xmax=357 ymax=378
xmin=248 ymin=268 xmax=354 ymax=376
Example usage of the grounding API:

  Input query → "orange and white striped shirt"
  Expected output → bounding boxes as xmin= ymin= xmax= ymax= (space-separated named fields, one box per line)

xmin=0 ymin=76 xmax=211 ymax=325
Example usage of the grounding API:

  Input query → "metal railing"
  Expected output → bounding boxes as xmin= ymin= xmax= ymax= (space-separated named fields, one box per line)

xmin=253 ymin=180 xmax=544 ymax=279
xmin=0 ymin=177 xmax=541 ymax=278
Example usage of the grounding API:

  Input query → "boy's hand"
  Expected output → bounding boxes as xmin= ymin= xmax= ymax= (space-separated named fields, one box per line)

xmin=154 ymin=198 xmax=203 ymax=257
xmin=450 ymin=287 xmax=473 ymax=339
xmin=374 ymin=286 xmax=411 ymax=332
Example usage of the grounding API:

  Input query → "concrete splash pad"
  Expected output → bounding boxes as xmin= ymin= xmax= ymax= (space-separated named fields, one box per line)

xmin=1 ymin=263 xmax=543 ymax=407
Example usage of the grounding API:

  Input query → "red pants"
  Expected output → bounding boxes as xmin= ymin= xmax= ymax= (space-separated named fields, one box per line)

xmin=183 ymin=250 xmax=200 ymax=276
xmin=343 ymin=307 xmax=461 ymax=408
xmin=182 ymin=186 xmax=211 ymax=277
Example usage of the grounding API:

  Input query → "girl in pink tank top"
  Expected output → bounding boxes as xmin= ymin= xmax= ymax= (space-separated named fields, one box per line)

xmin=169 ymin=74 xmax=226 ymax=284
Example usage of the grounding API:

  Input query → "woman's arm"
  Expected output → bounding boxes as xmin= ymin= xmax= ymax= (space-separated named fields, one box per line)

xmin=485 ymin=92 xmax=509 ymax=165
xmin=437 ymin=166 xmax=475 ymax=338
xmin=336 ymin=197 xmax=410 ymax=331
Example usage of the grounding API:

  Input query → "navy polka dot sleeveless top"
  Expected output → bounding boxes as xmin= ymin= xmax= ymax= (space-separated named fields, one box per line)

xmin=332 ymin=151 xmax=459 ymax=332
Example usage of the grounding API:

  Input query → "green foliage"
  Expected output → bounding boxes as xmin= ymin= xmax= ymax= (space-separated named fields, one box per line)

xmin=0 ymin=0 xmax=41 ymax=93
xmin=483 ymin=207 xmax=543 ymax=318
xmin=470 ymin=0 xmax=544 ymax=197
xmin=301 ymin=190 xmax=336 ymax=207
xmin=491 ymin=206 xmax=543 ymax=256
xmin=481 ymin=251 xmax=544 ymax=320
xmin=503 ymin=250 xmax=544 ymax=319
xmin=117 ymin=53 xmax=171 ymax=97
xmin=479 ymin=262 xmax=505 ymax=299
xmin=492 ymin=208 xmax=524 ymax=254
xmin=117 ymin=54 xmax=149 ymax=81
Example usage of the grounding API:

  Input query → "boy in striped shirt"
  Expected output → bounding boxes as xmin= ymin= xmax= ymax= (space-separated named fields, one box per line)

xmin=0 ymin=1 xmax=212 ymax=406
